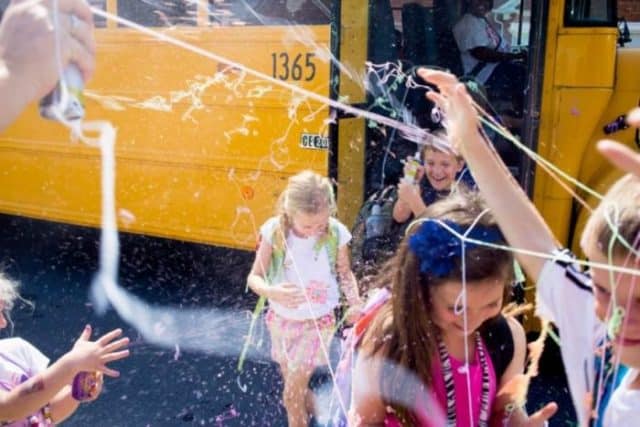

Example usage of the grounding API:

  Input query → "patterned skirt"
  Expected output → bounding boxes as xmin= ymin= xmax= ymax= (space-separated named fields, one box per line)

xmin=265 ymin=309 xmax=335 ymax=371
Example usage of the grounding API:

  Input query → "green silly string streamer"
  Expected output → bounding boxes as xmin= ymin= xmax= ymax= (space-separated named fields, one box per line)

xmin=604 ymin=205 xmax=629 ymax=341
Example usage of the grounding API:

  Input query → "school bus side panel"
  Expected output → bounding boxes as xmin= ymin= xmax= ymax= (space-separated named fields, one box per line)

xmin=335 ymin=0 xmax=369 ymax=229
xmin=571 ymin=48 xmax=640 ymax=255
xmin=534 ymin=19 xmax=617 ymax=248
xmin=0 ymin=26 xmax=331 ymax=250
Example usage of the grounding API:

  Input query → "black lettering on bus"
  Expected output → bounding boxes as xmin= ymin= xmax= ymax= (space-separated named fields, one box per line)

xmin=271 ymin=52 xmax=316 ymax=81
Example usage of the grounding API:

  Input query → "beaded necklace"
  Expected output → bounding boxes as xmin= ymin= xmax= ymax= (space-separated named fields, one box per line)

xmin=437 ymin=332 xmax=491 ymax=427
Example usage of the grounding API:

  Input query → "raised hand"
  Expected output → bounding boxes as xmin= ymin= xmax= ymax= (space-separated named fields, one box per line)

xmin=0 ymin=0 xmax=95 ymax=103
xmin=66 ymin=325 xmax=130 ymax=378
xmin=417 ymin=69 xmax=479 ymax=157
xmin=492 ymin=374 xmax=558 ymax=427
xmin=598 ymin=108 xmax=640 ymax=176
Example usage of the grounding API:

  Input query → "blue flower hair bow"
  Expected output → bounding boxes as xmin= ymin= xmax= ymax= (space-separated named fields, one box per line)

xmin=408 ymin=219 xmax=503 ymax=277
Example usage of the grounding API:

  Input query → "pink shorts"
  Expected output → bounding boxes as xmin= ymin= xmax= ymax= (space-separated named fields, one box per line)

xmin=265 ymin=309 xmax=335 ymax=371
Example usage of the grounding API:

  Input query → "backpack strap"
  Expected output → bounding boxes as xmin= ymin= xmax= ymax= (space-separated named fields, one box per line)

xmin=319 ymin=220 xmax=340 ymax=277
xmin=238 ymin=224 xmax=285 ymax=372
xmin=354 ymin=288 xmax=391 ymax=338
xmin=479 ymin=314 xmax=514 ymax=382
xmin=271 ymin=219 xmax=340 ymax=278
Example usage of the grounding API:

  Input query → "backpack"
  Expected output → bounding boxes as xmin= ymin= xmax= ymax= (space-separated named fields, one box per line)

xmin=237 ymin=220 xmax=341 ymax=372
xmin=328 ymin=289 xmax=515 ymax=426
xmin=328 ymin=288 xmax=391 ymax=426
xmin=351 ymin=186 xmax=404 ymax=277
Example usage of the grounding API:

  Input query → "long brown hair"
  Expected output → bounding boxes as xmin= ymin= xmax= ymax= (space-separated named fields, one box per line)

xmin=366 ymin=190 xmax=513 ymax=423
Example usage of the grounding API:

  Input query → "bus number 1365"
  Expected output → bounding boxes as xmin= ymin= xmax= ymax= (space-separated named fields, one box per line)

xmin=271 ymin=52 xmax=316 ymax=81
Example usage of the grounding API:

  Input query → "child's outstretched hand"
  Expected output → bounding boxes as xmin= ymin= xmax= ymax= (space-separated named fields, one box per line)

xmin=66 ymin=325 xmax=130 ymax=378
xmin=598 ymin=107 xmax=640 ymax=176
xmin=521 ymin=403 xmax=558 ymax=427
xmin=417 ymin=68 xmax=479 ymax=156
xmin=492 ymin=374 xmax=557 ymax=427
xmin=269 ymin=282 xmax=306 ymax=308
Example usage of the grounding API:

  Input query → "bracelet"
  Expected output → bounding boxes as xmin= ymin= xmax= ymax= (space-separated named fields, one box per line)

xmin=42 ymin=404 xmax=53 ymax=424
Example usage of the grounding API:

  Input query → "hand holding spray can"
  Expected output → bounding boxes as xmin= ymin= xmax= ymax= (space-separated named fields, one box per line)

xmin=402 ymin=151 xmax=422 ymax=184
xmin=40 ymin=64 xmax=85 ymax=122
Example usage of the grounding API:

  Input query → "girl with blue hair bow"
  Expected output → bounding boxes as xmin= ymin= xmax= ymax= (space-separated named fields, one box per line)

xmin=349 ymin=191 xmax=557 ymax=426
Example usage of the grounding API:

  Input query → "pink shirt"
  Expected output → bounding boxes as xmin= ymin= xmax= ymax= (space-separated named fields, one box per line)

xmin=385 ymin=339 xmax=497 ymax=427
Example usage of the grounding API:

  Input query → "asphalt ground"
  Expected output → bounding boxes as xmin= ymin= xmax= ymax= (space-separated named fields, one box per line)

xmin=0 ymin=214 xmax=576 ymax=426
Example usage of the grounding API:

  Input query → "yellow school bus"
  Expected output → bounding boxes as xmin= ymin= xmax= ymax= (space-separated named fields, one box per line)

xmin=0 ymin=0 xmax=638 ymax=263
xmin=0 ymin=0 xmax=332 ymax=250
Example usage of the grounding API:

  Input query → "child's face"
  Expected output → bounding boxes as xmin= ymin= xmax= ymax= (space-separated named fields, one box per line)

xmin=289 ymin=208 xmax=330 ymax=239
xmin=430 ymin=278 xmax=504 ymax=338
xmin=586 ymin=248 xmax=640 ymax=368
xmin=423 ymin=148 xmax=464 ymax=191
xmin=470 ymin=0 xmax=492 ymax=17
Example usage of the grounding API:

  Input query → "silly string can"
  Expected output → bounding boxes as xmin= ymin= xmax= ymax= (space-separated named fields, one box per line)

xmin=40 ymin=65 xmax=85 ymax=122
xmin=71 ymin=371 xmax=99 ymax=401
xmin=403 ymin=151 xmax=422 ymax=184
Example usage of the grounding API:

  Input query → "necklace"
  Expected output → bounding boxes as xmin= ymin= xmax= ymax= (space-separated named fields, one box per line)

xmin=437 ymin=332 xmax=491 ymax=427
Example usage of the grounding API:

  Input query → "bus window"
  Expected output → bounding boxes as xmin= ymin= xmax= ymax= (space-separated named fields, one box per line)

xmin=0 ymin=1 xmax=106 ymax=27
xmin=492 ymin=0 xmax=531 ymax=48
xmin=90 ymin=0 xmax=107 ymax=28
xmin=565 ymin=0 xmax=616 ymax=26
xmin=118 ymin=0 xmax=197 ymax=27
xmin=207 ymin=0 xmax=330 ymax=26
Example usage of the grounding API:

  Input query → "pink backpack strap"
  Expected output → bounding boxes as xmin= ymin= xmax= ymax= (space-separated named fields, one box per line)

xmin=354 ymin=288 xmax=391 ymax=342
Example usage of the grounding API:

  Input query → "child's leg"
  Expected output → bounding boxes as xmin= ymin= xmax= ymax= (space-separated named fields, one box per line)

xmin=267 ymin=310 xmax=335 ymax=426
xmin=305 ymin=384 xmax=315 ymax=417
xmin=282 ymin=365 xmax=315 ymax=427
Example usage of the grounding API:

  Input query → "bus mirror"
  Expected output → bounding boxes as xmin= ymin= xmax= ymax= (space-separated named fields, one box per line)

xmin=617 ymin=17 xmax=632 ymax=47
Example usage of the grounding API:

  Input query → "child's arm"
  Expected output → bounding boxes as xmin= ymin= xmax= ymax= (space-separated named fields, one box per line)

xmin=0 ymin=356 xmax=77 ymax=422
xmin=392 ymin=196 xmax=412 ymax=223
xmin=0 ymin=326 xmax=128 ymax=423
xmin=349 ymin=340 xmax=387 ymax=426
xmin=246 ymin=240 xmax=306 ymax=308
xmin=492 ymin=317 xmax=558 ymax=426
xmin=49 ymin=372 xmax=103 ymax=423
xmin=419 ymin=69 xmax=558 ymax=282
xmin=48 ymin=385 xmax=79 ymax=423
xmin=336 ymin=244 xmax=363 ymax=322
xmin=246 ymin=239 xmax=275 ymax=299
xmin=393 ymin=181 xmax=427 ymax=223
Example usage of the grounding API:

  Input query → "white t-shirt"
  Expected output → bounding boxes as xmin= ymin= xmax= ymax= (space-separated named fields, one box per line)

xmin=536 ymin=250 xmax=599 ymax=427
xmin=0 ymin=337 xmax=50 ymax=427
xmin=260 ymin=216 xmax=351 ymax=321
xmin=452 ymin=13 xmax=509 ymax=84
xmin=536 ymin=249 xmax=640 ymax=427
xmin=602 ymin=369 xmax=640 ymax=426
